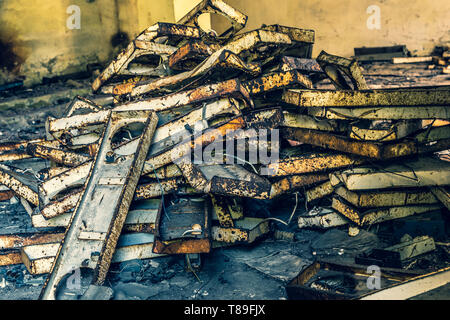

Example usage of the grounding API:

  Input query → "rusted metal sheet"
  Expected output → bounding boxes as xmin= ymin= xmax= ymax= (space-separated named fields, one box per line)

xmin=121 ymin=78 xmax=253 ymax=111
xmin=316 ymin=50 xmax=368 ymax=90
xmin=242 ymin=70 xmax=313 ymax=94
xmin=212 ymin=218 xmax=270 ymax=244
xmin=297 ymin=207 xmax=348 ymax=229
xmin=280 ymin=56 xmax=323 ymax=73
xmin=430 ymin=187 xmax=450 ymax=210
xmin=0 ymin=139 xmax=61 ymax=162
xmin=270 ymin=173 xmax=329 ymax=198
xmin=129 ymin=49 xmax=261 ymax=98
xmin=332 ymin=157 xmax=450 ymax=191
xmin=92 ymin=23 xmax=200 ymax=91
xmin=21 ymin=233 xmax=164 ymax=275
xmin=0 ymin=251 xmax=22 ymax=267
xmin=144 ymin=164 xmax=182 ymax=180
xmin=64 ymin=96 xmax=102 ymax=118
xmin=134 ymin=178 xmax=183 ymax=200
xmin=38 ymin=161 xmax=91 ymax=210
xmin=0 ymin=233 xmax=64 ymax=250
xmin=261 ymin=25 xmax=314 ymax=58
xmin=153 ymin=196 xmax=211 ymax=254
xmin=178 ymin=0 xmax=247 ymax=41
xmin=148 ymin=98 xmax=241 ymax=156
xmin=0 ymin=139 xmax=43 ymax=162
xmin=349 ymin=120 xmax=422 ymax=141
xmin=0 ymin=165 xmax=39 ymax=206
xmin=281 ymin=126 xmax=449 ymax=160
xmin=266 ymin=152 xmax=364 ymax=177
xmin=282 ymin=112 xmax=347 ymax=132
xmin=332 ymin=197 xmax=442 ymax=226
xmin=0 ymin=187 xmax=14 ymax=201
xmin=143 ymin=116 xmax=245 ymax=173
xmin=335 ymin=186 xmax=439 ymax=208
xmin=178 ymin=163 xmax=272 ymax=199
xmin=305 ymin=180 xmax=334 ymax=203
xmin=33 ymin=199 xmax=160 ymax=229
xmin=307 ymin=105 xmax=450 ymax=120
xmin=27 ymin=143 xmax=91 ymax=167
xmin=40 ymin=110 xmax=158 ymax=300
xmin=385 ymin=236 xmax=436 ymax=262
xmin=168 ymin=40 xmax=221 ymax=71
xmin=282 ymin=87 xmax=450 ymax=107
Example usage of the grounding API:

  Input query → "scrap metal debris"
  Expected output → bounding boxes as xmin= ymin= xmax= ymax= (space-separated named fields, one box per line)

xmin=0 ymin=0 xmax=448 ymax=300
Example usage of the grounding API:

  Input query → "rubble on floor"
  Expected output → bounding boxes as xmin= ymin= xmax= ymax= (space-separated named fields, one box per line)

xmin=0 ymin=0 xmax=449 ymax=300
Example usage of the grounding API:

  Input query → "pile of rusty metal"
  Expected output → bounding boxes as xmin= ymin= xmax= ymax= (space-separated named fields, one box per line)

xmin=0 ymin=0 xmax=449 ymax=300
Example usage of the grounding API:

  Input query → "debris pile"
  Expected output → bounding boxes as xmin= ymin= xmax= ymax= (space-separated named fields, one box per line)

xmin=0 ymin=0 xmax=448 ymax=300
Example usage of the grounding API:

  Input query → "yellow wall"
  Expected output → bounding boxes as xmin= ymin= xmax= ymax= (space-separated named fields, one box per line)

xmin=211 ymin=0 xmax=450 ymax=58
xmin=0 ymin=0 xmax=176 ymax=86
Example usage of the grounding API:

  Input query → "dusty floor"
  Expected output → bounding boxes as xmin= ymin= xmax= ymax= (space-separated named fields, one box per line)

xmin=0 ymin=61 xmax=449 ymax=300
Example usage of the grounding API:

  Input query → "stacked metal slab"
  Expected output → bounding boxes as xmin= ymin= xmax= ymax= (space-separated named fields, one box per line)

xmin=285 ymin=52 xmax=450 ymax=230
xmin=0 ymin=0 xmax=448 ymax=299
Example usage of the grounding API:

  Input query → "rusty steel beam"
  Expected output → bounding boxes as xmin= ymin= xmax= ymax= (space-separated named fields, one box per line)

xmin=316 ymin=50 xmax=368 ymax=90
xmin=332 ymin=157 xmax=450 ymax=191
xmin=0 ymin=187 xmax=14 ymax=201
xmin=305 ymin=180 xmax=334 ymax=203
xmin=242 ymin=70 xmax=313 ymax=94
xmin=27 ymin=143 xmax=91 ymax=167
xmin=178 ymin=163 xmax=272 ymax=199
xmin=143 ymin=116 xmax=245 ymax=173
xmin=269 ymin=173 xmax=329 ymax=198
xmin=148 ymin=98 xmax=241 ymax=156
xmin=0 ymin=233 xmax=64 ymax=250
xmin=212 ymin=218 xmax=270 ymax=244
xmin=297 ymin=207 xmax=349 ymax=229
xmin=335 ymin=186 xmax=439 ymax=208
xmin=266 ymin=152 xmax=364 ymax=177
xmin=332 ymin=197 xmax=442 ymax=227
xmin=21 ymin=233 xmax=163 ymax=275
xmin=50 ymin=80 xmax=251 ymax=134
xmin=38 ymin=161 xmax=91 ymax=210
xmin=118 ymin=78 xmax=253 ymax=111
xmin=178 ymin=0 xmax=247 ymax=41
xmin=360 ymin=267 xmax=450 ymax=300
xmin=63 ymin=96 xmax=103 ymax=118
xmin=261 ymin=24 xmax=314 ymax=59
xmin=0 ymin=139 xmax=61 ymax=162
xmin=282 ymin=112 xmax=347 ymax=132
xmin=0 ymin=251 xmax=22 ymax=267
xmin=134 ymin=178 xmax=184 ymax=200
xmin=40 ymin=110 xmax=158 ymax=300
xmin=281 ymin=126 xmax=449 ymax=160
xmin=168 ymin=40 xmax=221 ymax=71
xmin=33 ymin=199 xmax=161 ymax=229
xmin=0 ymin=165 xmax=39 ymax=206
xmin=282 ymin=87 xmax=450 ymax=107
xmin=92 ymin=23 xmax=200 ymax=91
xmin=349 ymin=120 xmax=422 ymax=142
xmin=430 ymin=187 xmax=450 ymax=210
xmin=129 ymin=49 xmax=261 ymax=97
xmin=307 ymin=106 xmax=450 ymax=120
xmin=211 ymin=195 xmax=235 ymax=227
xmin=280 ymin=56 xmax=323 ymax=73
xmin=144 ymin=164 xmax=182 ymax=180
